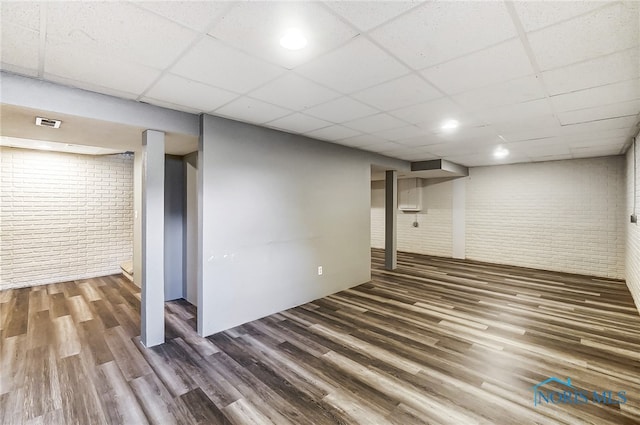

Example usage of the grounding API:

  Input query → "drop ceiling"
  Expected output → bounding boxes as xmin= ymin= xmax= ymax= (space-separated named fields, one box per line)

xmin=1 ymin=1 xmax=638 ymax=166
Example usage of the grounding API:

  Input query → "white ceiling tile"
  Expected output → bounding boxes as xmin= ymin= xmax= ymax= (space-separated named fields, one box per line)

xmin=529 ymin=2 xmax=639 ymax=71
xmin=303 ymin=97 xmax=378 ymax=123
xmin=339 ymin=134 xmax=389 ymax=148
xmin=295 ymin=37 xmax=409 ymax=93
xmin=0 ymin=63 xmax=39 ymax=78
xmin=408 ymin=149 xmax=439 ymax=161
xmin=513 ymin=1 xmax=608 ymax=32
xmin=390 ymin=97 xmax=467 ymax=126
xmin=172 ymin=36 xmax=285 ymax=93
xmin=304 ymin=125 xmax=361 ymax=141
xmin=1 ymin=1 xmax=40 ymax=31
xmin=509 ymin=139 xmax=571 ymax=156
xmin=475 ymin=99 xmax=554 ymax=126
xmin=138 ymin=98 xmax=201 ymax=114
xmin=501 ymin=131 xmax=560 ymax=144
xmin=421 ymin=39 xmax=534 ymax=95
xmin=373 ymin=125 xmax=428 ymax=142
xmin=493 ymin=115 xmax=561 ymax=135
xmin=550 ymin=79 xmax=640 ymax=112
xmin=542 ymin=48 xmax=639 ymax=95
xmin=370 ymin=1 xmax=517 ymax=69
xmin=352 ymin=74 xmax=442 ymax=110
xmin=568 ymin=135 xmax=628 ymax=149
xmin=247 ymin=73 xmax=340 ymax=110
xmin=571 ymin=145 xmax=623 ymax=158
xmin=323 ymin=1 xmax=420 ymax=31
xmin=1 ymin=23 xmax=39 ymax=74
xmin=378 ymin=145 xmax=420 ymax=156
xmin=453 ymin=75 xmax=546 ymax=110
xmin=557 ymin=100 xmax=640 ymax=125
xmin=559 ymin=115 xmax=637 ymax=135
xmin=144 ymin=74 xmax=238 ymax=112
xmin=213 ymin=97 xmax=292 ymax=125
xmin=266 ymin=113 xmax=332 ymax=134
xmin=43 ymin=73 xmax=140 ymax=101
xmin=208 ymin=2 xmax=358 ymax=69
xmin=383 ymin=150 xmax=426 ymax=161
xmin=45 ymin=40 xmax=161 ymax=97
xmin=434 ymin=125 xmax=500 ymax=144
xmin=343 ymin=113 xmax=407 ymax=133
xmin=395 ymin=134 xmax=443 ymax=147
xmin=46 ymin=2 xmax=197 ymax=69
xmin=534 ymin=154 xmax=575 ymax=162
xmin=136 ymin=1 xmax=228 ymax=32
xmin=427 ymin=141 xmax=480 ymax=157
xmin=363 ymin=141 xmax=404 ymax=154
xmin=561 ymin=128 xmax=631 ymax=146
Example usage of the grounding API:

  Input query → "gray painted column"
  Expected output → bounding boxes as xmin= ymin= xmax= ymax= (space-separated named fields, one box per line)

xmin=141 ymin=130 xmax=165 ymax=347
xmin=385 ymin=170 xmax=397 ymax=270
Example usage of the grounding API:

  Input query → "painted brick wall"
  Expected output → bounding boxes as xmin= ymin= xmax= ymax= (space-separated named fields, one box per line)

xmin=371 ymin=179 xmax=453 ymax=257
xmin=371 ymin=156 xmax=625 ymax=280
xmin=0 ymin=147 xmax=133 ymax=289
xmin=466 ymin=156 xmax=625 ymax=279
xmin=626 ymin=143 xmax=640 ymax=311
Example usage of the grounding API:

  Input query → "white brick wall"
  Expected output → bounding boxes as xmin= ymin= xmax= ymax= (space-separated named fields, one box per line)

xmin=371 ymin=156 xmax=626 ymax=280
xmin=371 ymin=179 xmax=453 ymax=257
xmin=466 ymin=157 xmax=625 ymax=279
xmin=0 ymin=147 xmax=133 ymax=289
xmin=626 ymin=143 xmax=640 ymax=310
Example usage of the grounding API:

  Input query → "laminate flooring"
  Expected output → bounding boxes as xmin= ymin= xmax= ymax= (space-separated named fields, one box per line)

xmin=1 ymin=249 xmax=640 ymax=424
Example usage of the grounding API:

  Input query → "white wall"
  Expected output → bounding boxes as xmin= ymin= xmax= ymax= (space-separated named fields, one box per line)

xmin=198 ymin=115 xmax=407 ymax=337
xmin=371 ymin=178 xmax=453 ymax=257
xmin=0 ymin=147 xmax=133 ymax=289
xmin=371 ymin=156 xmax=626 ymax=280
xmin=466 ymin=157 xmax=625 ymax=279
xmin=626 ymin=142 xmax=640 ymax=310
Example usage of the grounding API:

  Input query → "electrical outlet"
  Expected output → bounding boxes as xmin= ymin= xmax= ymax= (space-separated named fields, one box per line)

xmin=317 ymin=266 xmax=323 ymax=276
xmin=632 ymin=214 xmax=638 ymax=224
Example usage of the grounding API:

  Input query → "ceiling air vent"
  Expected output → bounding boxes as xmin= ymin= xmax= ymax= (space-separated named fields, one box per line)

xmin=35 ymin=117 xmax=62 ymax=129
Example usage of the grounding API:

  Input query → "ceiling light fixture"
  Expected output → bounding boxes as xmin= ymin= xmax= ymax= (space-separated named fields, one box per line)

xmin=494 ymin=146 xmax=509 ymax=159
xmin=279 ymin=28 xmax=307 ymax=50
xmin=440 ymin=119 xmax=459 ymax=131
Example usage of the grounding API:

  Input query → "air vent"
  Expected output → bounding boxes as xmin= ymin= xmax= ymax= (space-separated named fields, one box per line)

xmin=35 ymin=117 xmax=62 ymax=129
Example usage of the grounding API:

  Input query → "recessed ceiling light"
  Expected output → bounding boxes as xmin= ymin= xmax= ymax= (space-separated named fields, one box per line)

xmin=279 ymin=28 xmax=307 ymax=50
xmin=494 ymin=146 xmax=509 ymax=159
xmin=440 ymin=119 xmax=459 ymax=131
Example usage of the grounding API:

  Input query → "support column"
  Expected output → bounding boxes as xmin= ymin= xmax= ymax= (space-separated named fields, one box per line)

xmin=141 ymin=130 xmax=165 ymax=347
xmin=385 ymin=170 xmax=397 ymax=270
xmin=452 ymin=177 xmax=466 ymax=259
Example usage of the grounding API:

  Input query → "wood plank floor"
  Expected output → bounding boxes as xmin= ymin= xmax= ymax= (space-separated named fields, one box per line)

xmin=1 ymin=249 xmax=640 ymax=424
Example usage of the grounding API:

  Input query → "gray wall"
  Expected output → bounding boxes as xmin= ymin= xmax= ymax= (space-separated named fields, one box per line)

xmin=184 ymin=152 xmax=198 ymax=306
xmin=164 ymin=155 xmax=185 ymax=301
xmin=198 ymin=115 xmax=406 ymax=336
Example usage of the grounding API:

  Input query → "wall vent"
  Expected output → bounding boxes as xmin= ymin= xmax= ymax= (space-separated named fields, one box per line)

xmin=35 ymin=117 xmax=62 ymax=129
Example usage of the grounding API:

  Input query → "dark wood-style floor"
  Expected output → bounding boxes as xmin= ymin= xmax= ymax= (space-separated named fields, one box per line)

xmin=1 ymin=250 xmax=640 ymax=425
